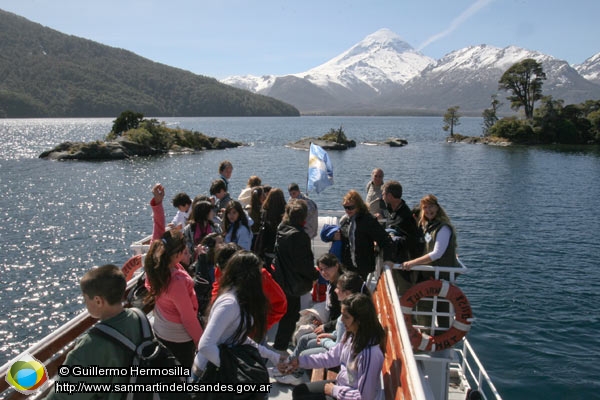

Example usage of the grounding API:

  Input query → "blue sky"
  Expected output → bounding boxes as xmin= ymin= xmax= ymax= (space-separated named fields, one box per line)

xmin=1 ymin=0 xmax=599 ymax=79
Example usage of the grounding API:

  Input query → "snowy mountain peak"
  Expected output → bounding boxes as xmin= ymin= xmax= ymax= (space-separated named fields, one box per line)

xmin=357 ymin=28 xmax=414 ymax=53
xmin=574 ymin=52 xmax=600 ymax=83
xmin=221 ymin=29 xmax=434 ymax=95
xmin=221 ymin=29 xmax=600 ymax=114
xmin=296 ymin=28 xmax=433 ymax=89
xmin=428 ymin=44 xmax=551 ymax=74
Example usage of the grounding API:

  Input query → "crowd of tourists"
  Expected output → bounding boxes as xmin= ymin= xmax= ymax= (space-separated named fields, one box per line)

xmin=47 ymin=160 xmax=460 ymax=400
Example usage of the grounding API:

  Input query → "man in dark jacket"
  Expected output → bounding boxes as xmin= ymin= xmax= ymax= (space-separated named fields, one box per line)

xmin=272 ymin=199 xmax=317 ymax=351
xmin=382 ymin=180 xmax=424 ymax=294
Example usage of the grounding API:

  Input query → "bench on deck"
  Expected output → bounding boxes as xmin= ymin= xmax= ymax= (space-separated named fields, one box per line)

xmin=311 ymin=368 xmax=339 ymax=382
xmin=307 ymin=264 xmax=422 ymax=399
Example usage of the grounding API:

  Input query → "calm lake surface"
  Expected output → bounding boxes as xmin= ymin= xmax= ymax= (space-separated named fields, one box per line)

xmin=1 ymin=116 xmax=599 ymax=399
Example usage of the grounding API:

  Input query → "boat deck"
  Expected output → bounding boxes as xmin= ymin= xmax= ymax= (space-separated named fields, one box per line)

xmin=1 ymin=214 xmax=502 ymax=400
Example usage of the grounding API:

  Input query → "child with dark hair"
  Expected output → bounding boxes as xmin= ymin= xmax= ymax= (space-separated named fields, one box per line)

xmin=217 ymin=160 xmax=233 ymax=192
xmin=258 ymin=188 xmax=287 ymax=268
xmin=47 ymin=265 xmax=144 ymax=400
xmin=222 ymin=200 xmax=253 ymax=250
xmin=210 ymin=179 xmax=231 ymax=217
xmin=193 ymin=232 xmax=223 ymax=281
xmin=273 ymin=199 xmax=318 ymax=351
xmin=211 ymin=243 xmax=287 ymax=331
xmin=275 ymin=272 xmax=368 ymax=386
xmin=183 ymin=200 xmax=222 ymax=264
xmin=170 ymin=192 xmax=192 ymax=229
xmin=192 ymin=252 xmax=286 ymax=382
xmin=284 ymin=293 xmax=385 ymax=399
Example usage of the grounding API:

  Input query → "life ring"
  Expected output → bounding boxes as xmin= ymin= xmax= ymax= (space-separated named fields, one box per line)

xmin=400 ymin=279 xmax=472 ymax=352
xmin=121 ymin=254 xmax=143 ymax=282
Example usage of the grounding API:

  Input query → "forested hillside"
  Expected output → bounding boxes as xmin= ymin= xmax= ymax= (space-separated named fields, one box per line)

xmin=0 ymin=10 xmax=299 ymax=117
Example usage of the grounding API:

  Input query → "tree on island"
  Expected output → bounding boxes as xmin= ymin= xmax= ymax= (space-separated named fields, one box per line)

xmin=479 ymin=60 xmax=600 ymax=145
xmin=111 ymin=110 xmax=145 ymax=136
xmin=443 ymin=106 xmax=461 ymax=136
xmin=482 ymin=95 xmax=502 ymax=136
xmin=498 ymin=58 xmax=546 ymax=120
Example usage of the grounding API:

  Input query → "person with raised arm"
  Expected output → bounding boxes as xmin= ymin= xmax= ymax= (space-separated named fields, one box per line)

xmin=144 ymin=229 xmax=202 ymax=369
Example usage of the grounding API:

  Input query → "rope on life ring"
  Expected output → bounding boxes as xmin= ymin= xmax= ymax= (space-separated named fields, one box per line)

xmin=121 ymin=254 xmax=143 ymax=282
xmin=400 ymin=279 xmax=472 ymax=352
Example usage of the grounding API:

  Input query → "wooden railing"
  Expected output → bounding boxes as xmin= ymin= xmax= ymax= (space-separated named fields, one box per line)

xmin=0 ymin=274 xmax=146 ymax=399
xmin=372 ymin=264 xmax=427 ymax=400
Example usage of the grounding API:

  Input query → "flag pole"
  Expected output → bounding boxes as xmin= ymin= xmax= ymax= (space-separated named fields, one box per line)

xmin=306 ymin=141 xmax=311 ymax=195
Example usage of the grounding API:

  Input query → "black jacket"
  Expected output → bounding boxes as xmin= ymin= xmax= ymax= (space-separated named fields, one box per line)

xmin=273 ymin=222 xmax=317 ymax=296
xmin=340 ymin=212 xmax=393 ymax=277
xmin=385 ymin=200 xmax=424 ymax=262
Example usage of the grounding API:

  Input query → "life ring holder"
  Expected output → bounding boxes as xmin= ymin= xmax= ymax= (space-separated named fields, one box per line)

xmin=121 ymin=254 xmax=143 ymax=282
xmin=400 ymin=279 xmax=473 ymax=352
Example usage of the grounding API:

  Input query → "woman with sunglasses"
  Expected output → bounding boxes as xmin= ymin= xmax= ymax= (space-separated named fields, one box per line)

xmin=339 ymin=189 xmax=393 ymax=280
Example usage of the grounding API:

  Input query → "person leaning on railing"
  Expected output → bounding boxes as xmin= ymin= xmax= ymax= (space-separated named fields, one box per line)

xmin=399 ymin=194 xmax=460 ymax=328
xmin=399 ymin=194 xmax=459 ymax=277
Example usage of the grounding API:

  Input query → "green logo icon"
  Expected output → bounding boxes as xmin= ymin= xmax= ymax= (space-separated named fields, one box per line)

xmin=5 ymin=353 xmax=49 ymax=395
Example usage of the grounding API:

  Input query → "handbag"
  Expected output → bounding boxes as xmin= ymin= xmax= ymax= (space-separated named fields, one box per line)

xmin=200 ymin=343 xmax=268 ymax=400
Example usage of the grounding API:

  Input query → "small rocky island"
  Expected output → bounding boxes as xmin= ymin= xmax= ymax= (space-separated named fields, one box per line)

xmin=363 ymin=138 xmax=408 ymax=147
xmin=40 ymin=111 xmax=242 ymax=161
xmin=288 ymin=126 xmax=357 ymax=150
xmin=288 ymin=126 xmax=408 ymax=150
xmin=446 ymin=134 xmax=511 ymax=146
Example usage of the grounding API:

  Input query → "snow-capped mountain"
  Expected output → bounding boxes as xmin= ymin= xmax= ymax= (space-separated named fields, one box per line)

xmin=380 ymin=44 xmax=600 ymax=113
xmin=222 ymin=28 xmax=434 ymax=113
xmin=575 ymin=53 xmax=600 ymax=84
xmin=293 ymin=28 xmax=434 ymax=90
xmin=222 ymin=30 xmax=600 ymax=114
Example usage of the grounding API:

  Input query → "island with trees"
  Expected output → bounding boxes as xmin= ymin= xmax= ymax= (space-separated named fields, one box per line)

xmin=444 ymin=58 xmax=600 ymax=145
xmin=288 ymin=125 xmax=358 ymax=150
xmin=39 ymin=111 xmax=243 ymax=160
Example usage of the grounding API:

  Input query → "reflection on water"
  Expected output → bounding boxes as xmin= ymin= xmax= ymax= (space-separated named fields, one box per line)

xmin=1 ymin=117 xmax=600 ymax=398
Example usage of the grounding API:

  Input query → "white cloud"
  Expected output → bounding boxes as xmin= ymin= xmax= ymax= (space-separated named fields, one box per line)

xmin=418 ymin=0 xmax=495 ymax=51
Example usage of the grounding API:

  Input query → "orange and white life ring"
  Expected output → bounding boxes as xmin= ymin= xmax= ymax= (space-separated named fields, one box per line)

xmin=121 ymin=254 xmax=143 ymax=282
xmin=400 ymin=279 xmax=472 ymax=352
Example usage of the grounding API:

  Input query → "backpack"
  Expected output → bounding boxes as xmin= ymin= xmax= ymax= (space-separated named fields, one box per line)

xmin=200 ymin=343 xmax=269 ymax=400
xmin=90 ymin=307 xmax=191 ymax=400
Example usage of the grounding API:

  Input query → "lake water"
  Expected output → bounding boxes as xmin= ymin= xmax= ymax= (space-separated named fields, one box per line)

xmin=1 ymin=116 xmax=599 ymax=399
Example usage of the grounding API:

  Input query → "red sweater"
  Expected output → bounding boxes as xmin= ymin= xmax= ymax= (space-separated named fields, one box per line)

xmin=211 ymin=267 xmax=287 ymax=330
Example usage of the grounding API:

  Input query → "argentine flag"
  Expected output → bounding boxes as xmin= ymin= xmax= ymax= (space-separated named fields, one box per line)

xmin=307 ymin=143 xmax=333 ymax=193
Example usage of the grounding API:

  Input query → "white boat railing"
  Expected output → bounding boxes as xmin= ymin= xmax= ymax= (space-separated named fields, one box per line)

xmin=131 ymin=233 xmax=153 ymax=256
xmin=386 ymin=261 xmax=502 ymax=400
xmin=454 ymin=340 xmax=503 ymax=400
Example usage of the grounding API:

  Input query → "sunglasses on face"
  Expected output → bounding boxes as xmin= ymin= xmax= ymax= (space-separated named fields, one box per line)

xmin=343 ymin=204 xmax=355 ymax=210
